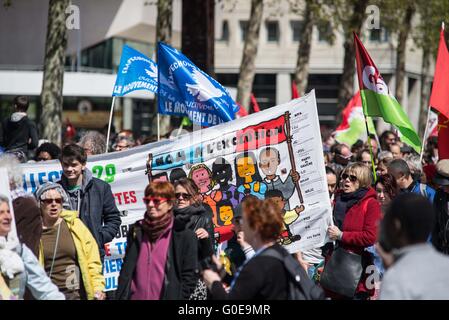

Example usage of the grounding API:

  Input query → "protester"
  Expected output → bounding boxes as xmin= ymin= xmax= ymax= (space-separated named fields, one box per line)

xmin=78 ymin=131 xmax=106 ymax=156
xmin=379 ymin=193 xmax=449 ymax=299
xmin=202 ymin=197 xmax=290 ymax=299
xmin=57 ymin=144 xmax=121 ymax=260
xmin=114 ymin=136 xmax=136 ymax=152
xmin=115 ymin=181 xmax=198 ymax=300
xmin=35 ymin=182 xmax=105 ymax=300
xmin=365 ymin=134 xmax=379 ymax=158
xmin=374 ymin=174 xmax=399 ymax=213
xmin=34 ymin=142 xmax=61 ymax=161
xmin=388 ymin=159 xmax=435 ymax=203
xmin=322 ymin=163 xmax=382 ymax=299
xmin=173 ymin=178 xmax=214 ymax=300
xmin=0 ymin=96 xmax=38 ymax=162
xmin=376 ymin=151 xmax=393 ymax=176
xmin=325 ymin=166 xmax=337 ymax=202
xmin=389 ymin=143 xmax=402 ymax=160
xmin=0 ymin=195 xmax=65 ymax=300
xmin=356 ymin=148 xmax=372 ymax=167
xmin=404 ymin=153 xmax=426 ymax=182
xmin=329 ymin=143 xmax=352 ymax=177
xmin=350 ymin=140 xmax=364 ymax=157
xmin=431 ymin=159 xmax=449 ymax=255
xmin=0 ymin=154 xmax=42 ymax=257
xmin=379 ymin=130 xmax=397 ymax=151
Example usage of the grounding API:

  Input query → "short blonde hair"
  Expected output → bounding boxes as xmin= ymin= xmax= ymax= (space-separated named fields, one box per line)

xmin=341 ymin=163 xmax=372 ymax=188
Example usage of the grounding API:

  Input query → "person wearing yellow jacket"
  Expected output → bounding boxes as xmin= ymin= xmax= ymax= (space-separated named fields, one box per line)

xmin=35 ymin=182 xmax=105 ymax=300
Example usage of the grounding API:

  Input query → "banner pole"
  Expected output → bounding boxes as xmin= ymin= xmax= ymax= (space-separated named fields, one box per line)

xmin=105 ymin=97 xmax=116 ymax=154
xmin=419 ymin=107 xmax=432 ymax=167
xmin=363 ymin=114 xmax=378 ymax=182
xmin=157 ymin=113 xmax=160 ymax=141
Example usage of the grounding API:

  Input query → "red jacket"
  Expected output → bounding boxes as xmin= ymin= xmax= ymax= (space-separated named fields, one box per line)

xmin=328 ymin=187 xmax=382 ymax=297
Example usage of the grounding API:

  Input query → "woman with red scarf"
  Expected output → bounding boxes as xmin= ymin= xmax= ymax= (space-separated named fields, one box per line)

xmin=116 ymin=182 xmax=198 ymax=300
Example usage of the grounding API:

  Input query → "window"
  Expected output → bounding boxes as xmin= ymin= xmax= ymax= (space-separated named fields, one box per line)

xmin=369 ymin=27 xmax=389 ymax=42
xmin=266 ymin=21 xmax=279 ymax=42
xmin=290 ymin=20 xmax=303 ymax=42
xmin=219 ymin=20 xmax=229 ymax=42
xmin=239 ymin=20 xmax=249 ymax=42
xmin=317 ymin=22 xmax=332 ymax=44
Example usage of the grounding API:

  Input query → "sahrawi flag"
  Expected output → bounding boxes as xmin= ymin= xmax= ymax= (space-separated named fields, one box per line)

xmin=157 ymin=42 xmax=239 ymax=127
xmin=354 ymin=33 xmax=422 ymax=153
xmin=112 ymin=45 xmax=158 ymax=96
xmin=334 ymin=90 xmax=376 ymax=146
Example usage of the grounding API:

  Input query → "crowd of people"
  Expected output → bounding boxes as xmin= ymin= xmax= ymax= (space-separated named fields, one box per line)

xmin=1 ymin=95 xmax=449 ymax=300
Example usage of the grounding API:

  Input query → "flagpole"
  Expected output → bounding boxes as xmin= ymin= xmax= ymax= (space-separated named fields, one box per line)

xmin=157 ymin=113 xmax=160 ymax=141
xmin=363 ymin=115 xmax=378 ymax=182
xmin=419 ymin=106 xmax=432 ymax=166
xmin=105 ymin=97 xmax=116 ymax=153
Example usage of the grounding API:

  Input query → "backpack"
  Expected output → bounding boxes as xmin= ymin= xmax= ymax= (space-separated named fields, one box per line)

xmin=260 ymin=247 xmax=326 ymax=300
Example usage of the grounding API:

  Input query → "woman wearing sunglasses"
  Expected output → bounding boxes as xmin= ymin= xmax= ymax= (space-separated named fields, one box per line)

xmin=322 ymin=163 xmax=382 ymax=300
xmin=35 ymin=182 xmax=105 ymax=300
xmin=116 ymin=181 xmax=198 ymax=300
xmin=173 ymin=178 xmax=214 ymax=300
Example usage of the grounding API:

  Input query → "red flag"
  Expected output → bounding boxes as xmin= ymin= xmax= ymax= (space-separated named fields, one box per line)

xmin=250 ymin=93 xmax=261 ymax=113
xmin=429 ymin=27 xmax=449 ymax=120
xmin=438 ymin=114 xmax=449 ymax=160
xmin=292 ymin=80 xmax=300 ymax=99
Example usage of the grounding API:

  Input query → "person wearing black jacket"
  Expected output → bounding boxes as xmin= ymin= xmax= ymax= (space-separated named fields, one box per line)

xmin=57 ymin=144 xmax=121 ymax=260
xmin=432 ymin=160 xmax=449 ymax=255
xmin=203 ymin=197 xmax=289 ymax=300
xmin=115 ymin=181 xmax=198 ymax=300
xmin=173 ymin=178 xmax=214 ymax=299
xmin=1 ymin=96 xmax=38 ymax=161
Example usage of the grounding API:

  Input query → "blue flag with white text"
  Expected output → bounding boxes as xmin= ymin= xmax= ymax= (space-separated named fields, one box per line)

xmin=112 ymin=45 xmax=158 ymax=96
xmin=157 ymin=42 xmax=239 ymax=126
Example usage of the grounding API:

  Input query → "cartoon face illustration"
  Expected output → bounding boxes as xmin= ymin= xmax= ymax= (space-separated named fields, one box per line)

xmin=191 ymin=167 xmax=211 ymax=193
xmin=236 ymin=156 xmax=256 ymax=180
xmin=219 ymin=205 xmax=234 ymax=226
xmin=212 ymin=158 xmax=233 ymax=185
xmin=259 ymin=148 xmax=280 ymax=176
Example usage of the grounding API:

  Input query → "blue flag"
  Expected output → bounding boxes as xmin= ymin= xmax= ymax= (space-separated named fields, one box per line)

xmin=112 ymin=45 xmax=158 ymax=96
xmin=157 ymin=42 xmax=239 ymax=126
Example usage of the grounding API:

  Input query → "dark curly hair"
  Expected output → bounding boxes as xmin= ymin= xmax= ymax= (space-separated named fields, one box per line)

xmin=375 ymin=173 xmax=399 ymax=201
xmin=35 ymin=142 xmax=61 ymax=160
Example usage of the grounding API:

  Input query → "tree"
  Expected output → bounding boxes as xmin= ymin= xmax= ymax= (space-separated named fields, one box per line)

xmin=333 ymin=0 xmax=369 ymax=125
xmin=40 ymin=0 xmax=70 ymax=146
xmin=236 ymin=0 xmax=264 ymax=112
xmin=154 ymin=0 xmax=173 ymax=137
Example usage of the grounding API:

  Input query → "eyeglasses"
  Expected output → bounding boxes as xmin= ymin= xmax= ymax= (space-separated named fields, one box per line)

xmin=41 ymin=198 xmax=63 ymax=205
xmin=341 ymin=173 xmax=358 ymax=183
xmin=143 ymin=197 xmax=169 ymax=206
xmin=175 ymin=193 xmax=192 ymax=200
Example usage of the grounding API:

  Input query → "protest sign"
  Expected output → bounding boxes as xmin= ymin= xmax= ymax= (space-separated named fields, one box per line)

xmin=20 ymin=90 xmax=332 ymax=291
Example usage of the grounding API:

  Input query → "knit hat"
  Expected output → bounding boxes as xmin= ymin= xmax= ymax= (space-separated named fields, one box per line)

xmin=34 ymin=182 xmax=70 ymax=209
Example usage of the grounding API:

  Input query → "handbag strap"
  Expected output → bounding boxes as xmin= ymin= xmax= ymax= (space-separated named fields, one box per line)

xmin=48 ymin=221 xmax=62 ymax=279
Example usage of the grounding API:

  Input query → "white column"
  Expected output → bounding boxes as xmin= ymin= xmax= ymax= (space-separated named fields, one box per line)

xmin=123 ymin=97 xmax=133 ymax=130
xmin=276 ymin=72 xmax=291 ymax=105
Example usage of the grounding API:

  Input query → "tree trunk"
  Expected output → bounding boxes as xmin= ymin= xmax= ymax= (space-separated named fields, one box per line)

xmin=418 ymin=48 xmax=431 ymax=137
xmin=395 ymin=5 xmax=415 ymax=105
xmin=336 ymin=0 xmax=369 ymax=126
xmin=40 ymin=0 xmax=69 ymax=146
xmin=155 ymin=0 xmax=173 ymax=137
xmin=236 ymin=0 xmax=264 ymax=112
xmin=293 ymin=0 xmax=314 ymax=95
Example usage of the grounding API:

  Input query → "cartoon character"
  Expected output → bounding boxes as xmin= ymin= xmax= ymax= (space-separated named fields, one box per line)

xmin=212 ymin=157 xmax=244 ymax=207
xmin=234 ymin=151 xmax=267 ymax=200
xmin=169 ymin=168 xmax=187 ymax=184
xmin=259 ymin=147 xmax=300 ymax=210
xmin=265 ymin=189 xmax=304 ymax=245
xmin=216 ymin=199 xmax=234 ymax=226
xmin=189 ymin=163 xmax=222 ymax=225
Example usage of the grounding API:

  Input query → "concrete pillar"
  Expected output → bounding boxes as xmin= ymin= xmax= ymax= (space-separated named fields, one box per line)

xmin=123 ymin=97 xmax=133 ymax=130
xmin=276 ymin=72 xmax=291 ymax=105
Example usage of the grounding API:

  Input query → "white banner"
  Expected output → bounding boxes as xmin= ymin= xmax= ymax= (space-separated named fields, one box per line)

xmin=19 ymin=90 xmax=332 ymax=291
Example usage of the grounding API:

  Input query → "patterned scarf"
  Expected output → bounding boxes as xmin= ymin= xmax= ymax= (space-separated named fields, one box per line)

xmin=141 ymin=210 xmax=173 ymax=242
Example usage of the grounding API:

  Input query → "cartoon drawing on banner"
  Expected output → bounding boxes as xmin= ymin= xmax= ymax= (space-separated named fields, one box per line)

xmin=259 ymin=146 xmax=300 ymax=210
xmin=211 ymin=157 xmax=244 ymax=207
xmin=234 ymin=151 xmax=267 ymax=199
xmin=216 ymin=199 xmax=234 ymax=226
xmin=266 ymin=189 xmax=303 ymax=245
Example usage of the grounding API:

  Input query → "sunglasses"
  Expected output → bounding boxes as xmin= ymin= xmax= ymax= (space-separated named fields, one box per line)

xmin=175 ymin=192 xmax=192 ymax=200
xmin=41 ymin=198 xmax=63 ymax=205
xmin=341 ymin=173 xmax=358 ymax=183
xmin=142 ymin=197 xmax=169 ymax=206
